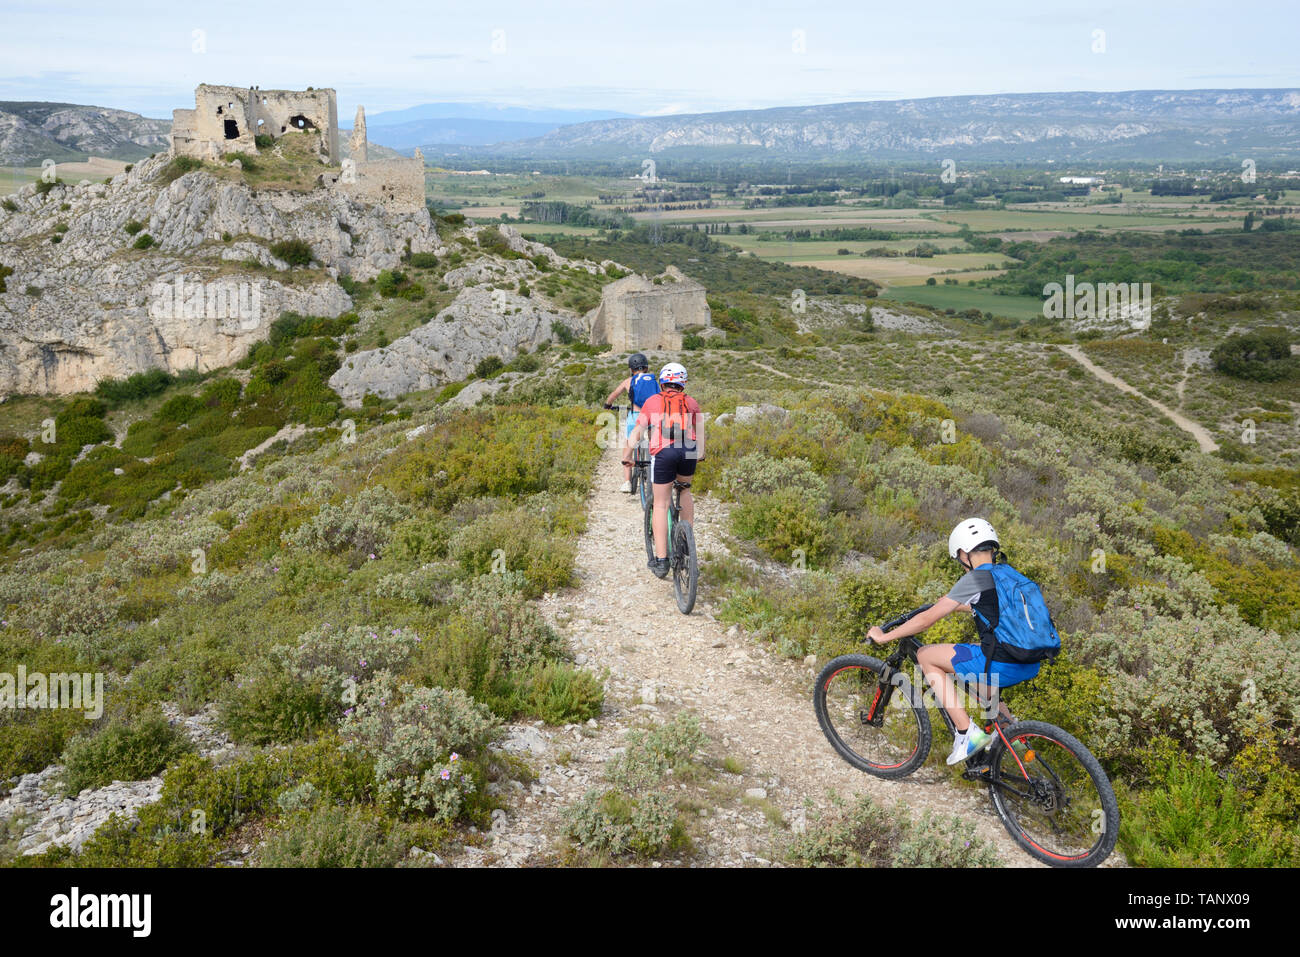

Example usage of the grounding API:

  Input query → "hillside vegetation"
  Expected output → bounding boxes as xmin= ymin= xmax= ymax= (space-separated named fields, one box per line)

xmin=1 ymin=214 xmax=1297 ymax=867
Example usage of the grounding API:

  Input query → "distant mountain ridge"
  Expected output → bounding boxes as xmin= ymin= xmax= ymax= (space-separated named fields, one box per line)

xmin=362 ymin=103 xmax=636 ymax=148
xmin=0 ymin=101 xmax=170 ymax=165
xmin=478 ymin=89 xmax=1300 ymax=162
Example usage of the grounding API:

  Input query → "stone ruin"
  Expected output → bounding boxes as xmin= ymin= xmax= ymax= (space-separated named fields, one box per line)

xmin=172 ymin=84 xmax=340 ymax=163
xmin=587 ymin=265 xmax=720 ymax=351
xmin=170 ymin=85 xmax=425 ymax=212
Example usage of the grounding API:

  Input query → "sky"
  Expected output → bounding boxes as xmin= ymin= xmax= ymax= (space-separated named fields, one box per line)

xmin=1 ymin=0 xmax=1297 ymax=119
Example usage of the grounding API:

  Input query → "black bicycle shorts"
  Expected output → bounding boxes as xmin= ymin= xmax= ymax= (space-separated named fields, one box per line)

xmin=651 ymin=446 xmax=697 ymax=485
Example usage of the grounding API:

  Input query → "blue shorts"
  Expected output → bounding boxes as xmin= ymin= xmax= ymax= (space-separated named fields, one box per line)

xmin=950 ymin=644 xmax=1039 ymax=691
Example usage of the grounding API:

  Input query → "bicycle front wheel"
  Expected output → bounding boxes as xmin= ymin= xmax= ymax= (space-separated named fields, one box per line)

xmin=987 ymin=720 xmax=1120 ymax=867
xmin=638 ymin=467 xmax=651 ymax=510
xmin=813 ymin=655 xmax=931 ymax=778
xmin=643 ymin=494 xmax=656 ymax=564
xmin=672 ymin=519 xmax=698 ymax=614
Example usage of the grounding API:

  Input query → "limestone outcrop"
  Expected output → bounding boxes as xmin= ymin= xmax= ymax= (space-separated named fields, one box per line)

xmin=0 ymin=151 xmax=439 ymax=394
xmin=329 ymin=284 xmax=583 ymax=406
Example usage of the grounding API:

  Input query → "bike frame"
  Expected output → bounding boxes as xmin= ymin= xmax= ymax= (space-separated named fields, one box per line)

xmin=865 ymin=606 xmax=1038 ymax=790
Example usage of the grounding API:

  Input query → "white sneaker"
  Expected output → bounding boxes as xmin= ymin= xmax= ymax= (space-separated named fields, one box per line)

xmin=619 ymin=480 xmax=631 ymax=493
xmin=946 ymin=725 xmax=993 ymax=765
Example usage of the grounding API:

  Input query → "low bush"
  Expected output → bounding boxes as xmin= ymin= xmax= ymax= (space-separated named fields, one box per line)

xmin=789 ymin=793 xmax=999 ymax=867
xmin=257 ymin=804 xmax=408 ymax=867
xmin=340 ymin=675 xmax=498 ymax=822
xmin=270 ymin=238 xmax=313 ymax=267
xmin=562 ymin=789 xmax=685 ymax=858
xmin=59 ymin=713 xmax=195 ymax=795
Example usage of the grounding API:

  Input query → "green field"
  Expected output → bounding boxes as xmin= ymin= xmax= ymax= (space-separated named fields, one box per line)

xmin=879 ymin=282 xmax=1046 ymax=319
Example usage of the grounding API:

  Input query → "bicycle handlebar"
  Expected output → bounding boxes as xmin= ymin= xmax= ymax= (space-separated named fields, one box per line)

xmin=880 ymin=603 xmax=934 ymax=632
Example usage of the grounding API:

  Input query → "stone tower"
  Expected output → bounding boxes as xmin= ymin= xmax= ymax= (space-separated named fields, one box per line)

xmin=349 ymin=105 xmax=368 ymax=163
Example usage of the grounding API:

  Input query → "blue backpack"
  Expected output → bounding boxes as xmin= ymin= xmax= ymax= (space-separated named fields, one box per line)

xmin=973 ymin=563 xmax=1060 ymax=667
xmin=630 ymin=372 xmax=659 ymax=408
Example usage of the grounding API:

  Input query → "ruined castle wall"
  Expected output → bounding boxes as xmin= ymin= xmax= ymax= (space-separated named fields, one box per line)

xmin=172 ymin=85 xmax=339 ymax=163
xmin=191 ymin=85 xmax=258 ymax=156
xmin=339 ymin=158 xmax=425 ymax=212
xmin=169 ymin=108 xmax=207 ymax=159
xmin=252 ymin=89 xmax=339 ymax=162
xmin=589 ymin=278 xmax=711 ymax=352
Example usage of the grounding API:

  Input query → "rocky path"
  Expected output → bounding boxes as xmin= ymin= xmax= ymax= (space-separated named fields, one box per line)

xmin=1059 ymin=344 xmax=1219 ymax=453
xmin=476 ymin=443 xmax=1079 ymax=867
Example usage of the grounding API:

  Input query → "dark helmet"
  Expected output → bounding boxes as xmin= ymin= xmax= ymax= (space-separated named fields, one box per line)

xmin=628 ymin=352 xmax=649 ymax=371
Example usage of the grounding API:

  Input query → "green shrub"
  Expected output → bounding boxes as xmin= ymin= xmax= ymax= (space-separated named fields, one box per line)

xmin=60 ymin=713 xmax=195 ymax=795
xmin=562 ymin=789 xmax=685 ymax=858
xmin=448 ymin=508 xmax=576 ymax=596
xmin=504 ymin=661 xmax=604 ymax=725
xmin=717 ymin=452 xmax=828 ymax=500
xmin=474 ymin=355 xmax=505 ymax=379
xmin=789 ymin=794 xmax=999 ymax=867
xmin=340 ymin=675 xmax=498 ymax=822
xmin=270 ymin=238 xmax=313 ymax=267
xmin=605 ymin=712 xmax=707 ymax=791
xmin=258 ymin=805 xmax=408 ymax=867
xmin=160 ymin=156 xmax=202 ymax=184
xmin=132 ymin=234 xmax=154 ymax=250
xmin=1211 ymin=328 xmax=1298 ymax=382
xmin=95 ymin=368 xmax=172 ymax=404
xmin=408 ymin=252 xmax=439 ymax=268
xmin=216 ymin=662 xmax=335 ymax=745
xmin=1121 ymin=735 xmax=1300 ymax=866
xmin=289 ymin=485 xmax=411 ymax=556
xmin=123 ymin=220 xmax=144 ymax=235
xmin=731 ymin=486 xmax=835 ymax=565
xmin=158 ymin=393 xmax=205 ymax=423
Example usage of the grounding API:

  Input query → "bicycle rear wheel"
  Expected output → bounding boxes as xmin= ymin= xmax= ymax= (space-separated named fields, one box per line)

xmin=672 ymin=519 xmax=698 ymax=614
xmin=813 ymin=655 xmax=931 ymax=778
xmin=986 ymin=720 xmax=1119 ymax=867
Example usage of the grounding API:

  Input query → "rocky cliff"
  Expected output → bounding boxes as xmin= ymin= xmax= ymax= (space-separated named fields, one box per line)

xmin=0 ymin=101 xmax=171 ymax=165
xmin=0 ymin=151 xmax=439 ymax=394
xmin=480 ymin=89 xmax=1300 ymax=162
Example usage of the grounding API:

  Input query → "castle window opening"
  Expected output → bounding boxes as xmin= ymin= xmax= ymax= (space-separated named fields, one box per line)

xmin=224 ymin=119 xmax=240 ymax=139
xmin=288 ymin=114 xmax=316 ymax=131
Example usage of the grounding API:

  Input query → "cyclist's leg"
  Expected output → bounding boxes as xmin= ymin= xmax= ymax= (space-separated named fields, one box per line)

xmin=917 ymin=643 xmax=973 ymax=733
xmin=623 ymin=410 xmax=636 ymax=482
xmin=673 ymin=451 xmax=697 ymax=524
xmin=651 ymin=447 xmax=680 ymax=560
xmin=651 ymin=479 xmax=671 ymax=559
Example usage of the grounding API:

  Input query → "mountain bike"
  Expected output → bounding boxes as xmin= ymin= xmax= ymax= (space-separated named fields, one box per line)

xmin=642 ymin=478 xmax=698 ymax=614
xmin=812 ymin=605 xmax=1119 ymax=867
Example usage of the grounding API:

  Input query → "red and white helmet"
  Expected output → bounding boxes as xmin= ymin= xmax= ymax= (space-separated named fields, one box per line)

xmin=948 ymin=518 xmax=998 ymax=560
xmin=660 ymin=362 xmax=687 ymax=386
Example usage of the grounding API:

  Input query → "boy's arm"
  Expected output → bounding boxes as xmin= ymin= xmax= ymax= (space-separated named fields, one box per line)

xmin=868 ymin=597 xmax=961 ymax=644
xmin=604 ymin=377 xmax=631 ymax=408
xmin=622 ymin=402 xmax=655 ymax=462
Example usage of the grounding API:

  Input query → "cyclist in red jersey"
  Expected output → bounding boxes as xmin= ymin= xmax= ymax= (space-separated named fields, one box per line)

xmin=623 ymin=362 xmax=705 ymax=578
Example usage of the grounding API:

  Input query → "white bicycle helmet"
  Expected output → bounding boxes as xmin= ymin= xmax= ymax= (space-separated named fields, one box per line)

xmin=660 ymin=362 xmax=687 ymax=386
xmin=948 ymin=518 xmax=998 ymax=561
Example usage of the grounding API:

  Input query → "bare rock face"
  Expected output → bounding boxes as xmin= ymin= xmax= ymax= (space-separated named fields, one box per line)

xmin=0 ymin=151 xmax=438 ymax=395
xmin=329 ymin=285 xmax=584 ymax=406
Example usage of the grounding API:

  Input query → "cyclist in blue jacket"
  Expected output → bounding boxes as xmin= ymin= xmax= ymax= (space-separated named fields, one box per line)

xmin=604 ymin=353 xmax=659 ymax=493
xmin=867 ymin=518 xmax=1044 ymax=765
